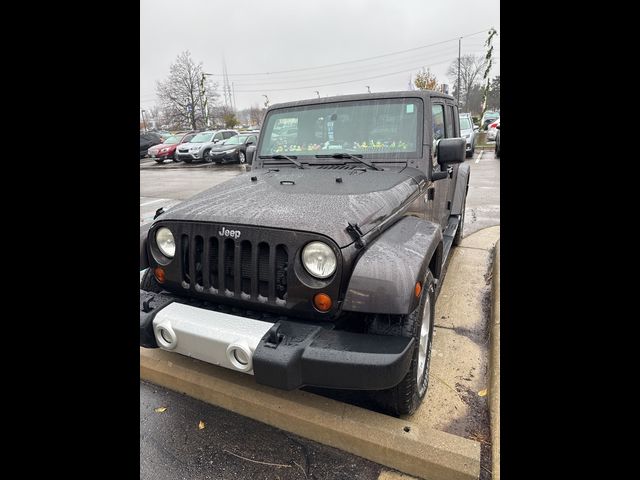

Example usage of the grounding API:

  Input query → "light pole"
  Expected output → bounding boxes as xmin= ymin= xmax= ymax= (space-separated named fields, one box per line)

xmin=141 ymin=110 xmax=147 ymax=133
xmin=366 ymin=86 xmax=371 ymax=93
xmin=314 ymin=90 xmax=320 ymax=98
xmin=262 ymin=94 xmax=269 ymax=108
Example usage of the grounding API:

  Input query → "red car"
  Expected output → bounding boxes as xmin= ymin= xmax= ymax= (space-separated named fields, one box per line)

xmin=147 ymin=132 xmax=197 ymax=163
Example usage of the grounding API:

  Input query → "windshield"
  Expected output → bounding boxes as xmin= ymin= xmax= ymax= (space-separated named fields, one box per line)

xmin=459 ymin=117 xmax=472 ymax=130
xmin=258 ymin=98 xmax=422 ymax=158
xmin=163 ymin=135 xmax=181 ymax=145
xmin=222 ymin=135 xmax=248 ymax=145
xmin=190 ymin=132 xmax=213 ymax=143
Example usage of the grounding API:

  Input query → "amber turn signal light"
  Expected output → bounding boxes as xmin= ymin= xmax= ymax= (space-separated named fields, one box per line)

xmin=415 ymin=281 xmax=422 ymax=298
xmin=313 ymin=293 xmax=332 ymax=312
xmin=154 ymin=267 xmax=166 ymax=283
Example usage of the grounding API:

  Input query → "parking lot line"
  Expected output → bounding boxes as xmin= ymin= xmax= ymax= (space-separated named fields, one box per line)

xmin=475 ymin=151 xmax=483 ymax=164
xmin=140 ymin=198 xmax=167 ymax=207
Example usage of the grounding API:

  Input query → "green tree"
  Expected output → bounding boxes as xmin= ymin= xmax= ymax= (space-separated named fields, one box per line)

xmin=223 ymin=112 xmax=238 ymax=128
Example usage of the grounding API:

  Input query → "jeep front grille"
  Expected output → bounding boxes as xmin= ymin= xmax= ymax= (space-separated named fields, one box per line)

xmin=180 ymin=232 xmax=289 ymax=305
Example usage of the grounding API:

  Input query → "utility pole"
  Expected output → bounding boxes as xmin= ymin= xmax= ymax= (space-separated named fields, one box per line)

xmin=457 ymin=37 xmax=461 ymax=105
xmin=141 ymin=110 xmax=147 ymax=133
xmin=262 ymin=94 xmax=269 ymax=109
xmin=200 ymin=73 xmax=211 ymax=128
xmin=314 ymin=90 xmax=320 ymax=98
xmin=232 ymin=82 xmax=237 ymax=111
xmin=366 ymin=86 xmax=371 ymax=93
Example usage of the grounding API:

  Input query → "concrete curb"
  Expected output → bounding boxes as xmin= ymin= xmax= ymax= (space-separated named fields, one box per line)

xmin=489 ymin=240 xmax=500 ymax=479
xmin=140 ymin=347 xmax=481 ymax=480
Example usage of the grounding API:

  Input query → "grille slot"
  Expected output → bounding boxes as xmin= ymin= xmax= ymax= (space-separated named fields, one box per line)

xmin=257 ymin=242 xmax=270 ymax=299
xmin=194 ymin=236 xmax=203 ymax=290
xmin=240 ymin=241 xmax=252 ymax=296
xmin=224 ymin=239 xmax=235 ymax=294
xmin=181 ymin=234 xmax=189 ymax=286
xmin=209 ymin=238 xmax=219 ymax=290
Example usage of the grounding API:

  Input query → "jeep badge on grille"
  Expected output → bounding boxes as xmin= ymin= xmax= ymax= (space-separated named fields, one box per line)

xmin=218 ymin=227 xmax=241 ymax=239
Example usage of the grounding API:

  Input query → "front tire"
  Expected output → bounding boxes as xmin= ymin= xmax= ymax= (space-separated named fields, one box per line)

xmin=238 ymin=151 xmax=246 ymax=164
xmin=203 ymin=149 xmax=211 ymax=163
xmin=453 ymin=190 xmax=467 ymax=246
xmin=369 ymin=270 xmax=435 ymax=416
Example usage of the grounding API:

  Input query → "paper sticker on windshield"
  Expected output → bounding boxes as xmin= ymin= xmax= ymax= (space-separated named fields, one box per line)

xmin=406 ymin=104 xmax=414 ymax=114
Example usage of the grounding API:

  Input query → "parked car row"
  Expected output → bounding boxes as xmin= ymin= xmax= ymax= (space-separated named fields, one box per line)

xmin=147 ymin=131 xmax=197 ymax=162
xmin=458 ymin=112 xmax=478 ymax=158
xmin=486 ymin=118 xmax=500 ymax=141
xmin=480 ymin=111 xmax=499 ymax=131
xmin=141 ymin=128 xmax=260 ymax=165
xmin=140 ymin=132 xmax=163 ymax=158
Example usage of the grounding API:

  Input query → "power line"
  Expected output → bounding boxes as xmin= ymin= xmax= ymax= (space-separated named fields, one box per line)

xmin=204 ymin=28 xmax=491 ymax=77
xmin=229 ymin=47 xmax=460 ymax=87
xmin=232 ymin=58 xmax=456 ymax=93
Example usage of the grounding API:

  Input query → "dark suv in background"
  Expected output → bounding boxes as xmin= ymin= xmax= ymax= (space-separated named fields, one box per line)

xmin=140 ymin=132 xmax=163 ymax=158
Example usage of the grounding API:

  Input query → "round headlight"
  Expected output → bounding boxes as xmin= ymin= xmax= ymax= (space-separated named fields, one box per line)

xmin=156 ymin=227 xmax=175 ymax=258
xmin=302 ymin=242 xmax=337 ymax=279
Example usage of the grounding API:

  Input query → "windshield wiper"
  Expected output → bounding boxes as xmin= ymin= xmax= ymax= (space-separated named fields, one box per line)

xmin=315 ymin=153 xmax=382 ymax=171
xmin=260 ymin=154 xmax=304 ymax=169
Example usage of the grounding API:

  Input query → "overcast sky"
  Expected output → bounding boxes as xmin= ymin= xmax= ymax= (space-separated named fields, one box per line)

xmin=140 ymin=0 xmax=500 ymax=112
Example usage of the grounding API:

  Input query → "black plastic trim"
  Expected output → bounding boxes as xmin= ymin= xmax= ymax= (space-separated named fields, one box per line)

xmin=253 ymin=320 xmax=414 ymax=391
xmin=139 ymin=290 xmax=175 ymax=348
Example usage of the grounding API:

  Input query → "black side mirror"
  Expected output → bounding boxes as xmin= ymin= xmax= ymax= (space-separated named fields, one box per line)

xmin=437 ymin=138 xmax=466 ymax=165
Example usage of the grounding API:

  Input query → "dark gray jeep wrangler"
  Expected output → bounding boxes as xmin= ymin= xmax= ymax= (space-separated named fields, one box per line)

xmin=140 ymin=91 xmax=469 ymax=416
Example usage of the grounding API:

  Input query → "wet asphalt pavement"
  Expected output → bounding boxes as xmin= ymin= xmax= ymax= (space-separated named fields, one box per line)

xmin=140 ymin=381 xmax=382 ymax=480
xmin=139 ymin=149 xmax=500 ymax=479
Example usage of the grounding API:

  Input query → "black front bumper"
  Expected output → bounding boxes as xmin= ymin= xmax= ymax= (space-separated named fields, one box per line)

xmin=140 ymin=290 xmax=414 ymax=391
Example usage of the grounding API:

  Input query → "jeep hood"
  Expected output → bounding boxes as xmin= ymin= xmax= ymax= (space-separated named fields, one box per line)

xmin=157 ymin=168 xmax=422 ymax=247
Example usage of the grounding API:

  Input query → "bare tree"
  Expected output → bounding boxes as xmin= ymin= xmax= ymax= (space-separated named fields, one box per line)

xmin=156 ymin=51 xmax=220 ymax=130
xmin=447 ymin=54 xmax=487 ymax=110
xmin=414 ymin=68 xmax=438 ymax=91
xmin=248 ymin=104 xmax=265 ymax=127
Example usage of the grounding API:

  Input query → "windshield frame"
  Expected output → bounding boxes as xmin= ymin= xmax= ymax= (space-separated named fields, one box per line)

xmin=256 ymin=97 xmax=424 ymax=163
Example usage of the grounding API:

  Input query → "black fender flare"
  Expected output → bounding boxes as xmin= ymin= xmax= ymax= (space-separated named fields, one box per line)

xmin=342 ymin=216 xmax=442 ymax=315
xmin=140 ymin=223 xmax=152 ymax=270
xmin=451 ymin=162 xmax=470 ymax=216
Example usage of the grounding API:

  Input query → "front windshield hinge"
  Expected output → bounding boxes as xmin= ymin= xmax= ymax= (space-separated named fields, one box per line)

xmin=346 ymin=222 xmax=365 ymax=249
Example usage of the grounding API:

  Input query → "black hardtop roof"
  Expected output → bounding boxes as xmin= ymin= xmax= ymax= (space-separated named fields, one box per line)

xmin=266 ymin=90 xmax=455 ymax=111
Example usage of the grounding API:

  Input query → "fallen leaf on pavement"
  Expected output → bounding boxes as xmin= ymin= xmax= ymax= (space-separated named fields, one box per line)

xmin=198 ymin=420 xmax=205 ymax=430
xmin=478 ymin=389 xmax=487 ymax=397
xmin=154 ymin=407 xmax=167 ymax=413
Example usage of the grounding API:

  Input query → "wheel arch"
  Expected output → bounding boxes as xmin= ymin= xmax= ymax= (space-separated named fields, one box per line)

xmin=342 ymin=216 xmax=443 ymax=315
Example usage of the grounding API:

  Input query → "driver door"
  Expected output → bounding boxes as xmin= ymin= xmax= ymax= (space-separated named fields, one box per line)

xmin=430 ymin=102 xmax=452 ymax=229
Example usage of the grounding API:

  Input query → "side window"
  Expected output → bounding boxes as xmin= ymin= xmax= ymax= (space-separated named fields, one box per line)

xmin=432 ymin=104 xmax=445 ymax=141
xmin=447 ymin=105 xmax=457 ymax=137
xmin=213 ymin=132 xmax=223 ymax=142
xmin=247 ymin=136 xmax=257 ymax=144
xmin=183 ymin=134 xmax=194 ymax=142
xmin=223 ymin=131 xmax=236 ymax=139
